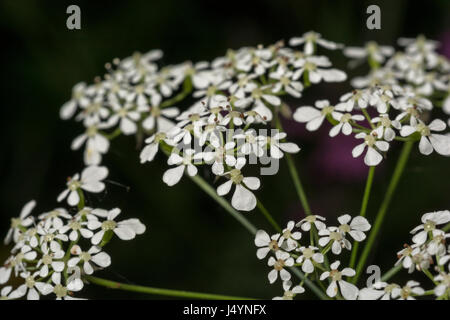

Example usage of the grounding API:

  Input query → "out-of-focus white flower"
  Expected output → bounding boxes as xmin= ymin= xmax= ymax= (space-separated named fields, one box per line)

xmin=4 ymin=200 xmax=36 ymax=245
xmin=289 ymin=31 xmax=341 ymax=55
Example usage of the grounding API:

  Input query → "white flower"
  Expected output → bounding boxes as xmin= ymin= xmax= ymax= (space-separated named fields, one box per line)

xmin=434 ymin=273 xmax=450 ymax=297
xmin=4 ymin=200 xmax=35 ymax=245
xmin=289 ymin=31 xmax=341 ymax=55
xmin=293 ymin=100 xmax=334 ymax=131
xmin=344 ymin=42 xmax=394 ymax=64
xmin=358 ymin=282 xmax=400 ymax=300
xmin=278 ymin=221 xmax=302 ymax=251
xmin=235 ymin=46 xmax=274 ymax=75
xmin=38 ymin=208 xmax=72 ymax=230
xmin=198 ymin=140 xmax=236 ymax=176
xmin=266 ymin=132 xmax=300 ymax=159
xmin=336 ymin=214 xmax=371 ymax=242
xmin=37 ymin=226 xmax=68 ymax=252
xmin=400 ymin=118 xmax=450 ymax=156
xmin=10 ymin=271 xmax=53 ymax=300
xmin=52 ymin=282 xmax=83 ymax=300
xmin=369 ymin=89 xmax=398 ymax=114
xmin=60 ymin=82 xmax=89 ymax=120
xmin=329 ymin=112 xmax=364 ymax=137
xmin=71 ymin=124 xmax=110 ymax=166
xmin=140 ymin=132 xmax=173 ymax=164
xmin=234 ymin=129 xmax=265 ymax=157
xmin=267 ymin=251 xmax=294 ymax=284
xmin=352 ymin=131 xmax=390 ymax=166
xmin=59 ymin=219 xmax=93 ymax=241
xmin=273 ymin=280 xmax=305 ymax=300
xmin=142 ymin=93 xmax=179 ymax=132
xmin=372 ymin=114 xmax=401 ymax=141
xmin=36 ymin=247 xmax=65 ymax=278
xmin=87 ymin=208 xmax=146 ymax=245
xmin=234 ymin=83 xmax=280 ymax=121
xmin=393 ymin=280 xmax=424 ymax=300
xmin=269 ymin=69 xmax=304 ymax=98
xmin=0 ymin=286 xmax=14 ymax=300
xmin=0 ymin=246 xmax=38 ymax=284
xmin=217 ymin=162 xmax=260 ymax=212
xmin=320 ymin=261 xmax=358 ymax=300
xmin=296 ymin=246 xmax=324 ymax=274
xmin=254 ymin=230 xmax=281 ymax=260
xmin=296 ymin=215 xmax=326 ymax=231
xmin=57 ymin=166 xmax=109 ymax=206
xmin=337 ymin=90 xmax=371 ymax=112
xmin=162 ymin=149 xmax=199 ymax=186
xmin=410 ymin=210 xmax=450 ymax=245
xmin=318 ymin=226 xmax=351 ymax=255
xmin=68 ymin=245 xmax=111 ymax=275
xmin=107 ymin=101 xmax=142 ymax=135
xmin=293 ymin=56 xmax=347 ymax=83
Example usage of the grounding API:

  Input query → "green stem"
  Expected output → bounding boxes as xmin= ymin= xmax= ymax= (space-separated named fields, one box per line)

xmin=353 ymin=141 xmax=414 ymax=284
xmin=160 ymin=77 xmax=192 ymax=108
xmin=422 ymin=268 xmax=438 ymax=285
xmin=443 ymin=223 xmax=450 ymax=232
xmin=361 ymin=108 xmax=375 ymax=130
xmin=274 ymin=117 xmax=311 ymax=215
xmin=349 ymin=166 xmax=376 ymax=269
xmin=189 ymin=175 xmax=257 ymax=235
xmin=380 ymin=264 xmax=402 ymax=282
xmin=256 ymin=199 xmax=281 ymax=232
xmin=76 ymin=189 xmax=85 ymax=211
xmin=85 ymin=276 xmax=256 ymax=300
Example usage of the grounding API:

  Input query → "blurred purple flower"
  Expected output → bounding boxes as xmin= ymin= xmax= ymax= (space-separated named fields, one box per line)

xmin=439 ymin=31 xmax=450 ymax=58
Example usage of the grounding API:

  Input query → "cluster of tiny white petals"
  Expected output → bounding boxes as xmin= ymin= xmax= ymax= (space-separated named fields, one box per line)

xmin=0 ymin=181 xmax=146 ymax=300
xmin=359 ymin=210 xmax=450 ymax=300
xmin=254 ymin=214 xmax=371 ymax=300
xmin=294 ymin=35 xmax=450 ymax=166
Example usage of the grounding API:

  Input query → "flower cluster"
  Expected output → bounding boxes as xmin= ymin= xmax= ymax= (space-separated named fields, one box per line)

xmin=294 ymin=35 xmax=450 ymax=166
xmin=3 ymin=31 xmax=449 ymax=300
xmin=0 ymin=168 xmax=145 ymax=300
xmin=359 ymin=210 xmax=450 ymax=300
xmin=255 ymin=214 xmax=371 ymax=300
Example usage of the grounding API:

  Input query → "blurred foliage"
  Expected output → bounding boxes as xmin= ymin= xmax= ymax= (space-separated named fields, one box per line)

xmin=0 ymin=0 xmax=449 ymax=299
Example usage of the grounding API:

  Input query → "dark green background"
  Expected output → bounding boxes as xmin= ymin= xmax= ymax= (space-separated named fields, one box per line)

xmin=0 ymin=0 xmax=449 ymax=299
